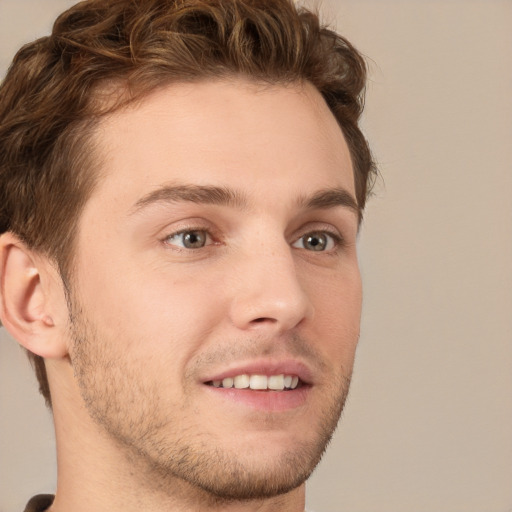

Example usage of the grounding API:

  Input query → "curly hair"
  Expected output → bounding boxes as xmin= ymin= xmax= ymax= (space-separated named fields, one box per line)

xmin=0 ymin=0 xmax=376 ymax=407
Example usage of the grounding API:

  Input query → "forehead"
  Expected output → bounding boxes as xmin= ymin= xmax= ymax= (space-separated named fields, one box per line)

xmin=87 ymin=78 xmax=355 ymax=212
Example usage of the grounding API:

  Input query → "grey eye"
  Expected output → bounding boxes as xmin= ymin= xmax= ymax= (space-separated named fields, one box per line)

xmin=166 ymin=230 xmax=209 ymax=249
xmin=183 ymin=231 xmax=207 ymax=248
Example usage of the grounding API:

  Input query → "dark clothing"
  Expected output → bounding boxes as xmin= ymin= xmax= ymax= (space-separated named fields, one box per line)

xmin=23 ymin=495 xmax=54 ymax=512
xmin=23 ymin=494 xmax=316 ymax=511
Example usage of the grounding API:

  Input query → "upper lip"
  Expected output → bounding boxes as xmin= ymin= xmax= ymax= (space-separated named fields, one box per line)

xmin=202 ymin=358 xmax=314 ymax=385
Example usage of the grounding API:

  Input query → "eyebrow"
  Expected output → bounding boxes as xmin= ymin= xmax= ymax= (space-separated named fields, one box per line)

xmin=297 ymin=188 xmax=360 ymax=216
xmin=131 ymin=184 xmax=248 ymax=213
xmin=131 ymin=183 xmax=360 ymax=218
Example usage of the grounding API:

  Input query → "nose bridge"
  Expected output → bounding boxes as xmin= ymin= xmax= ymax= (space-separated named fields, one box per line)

xmin=229 ymin=235 xmax=313 ymax=331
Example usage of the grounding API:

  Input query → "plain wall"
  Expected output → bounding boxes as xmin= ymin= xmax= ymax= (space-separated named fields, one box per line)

xmin=1 ymin=1 xmax=511 ymax=511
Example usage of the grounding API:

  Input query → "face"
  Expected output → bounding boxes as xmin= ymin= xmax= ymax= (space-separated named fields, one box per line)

xmin=68 ymin=79 xmax=362 ymax=501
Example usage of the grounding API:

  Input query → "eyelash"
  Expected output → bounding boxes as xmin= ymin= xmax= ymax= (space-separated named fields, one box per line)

xmin=292 ymin=230 xmax=344 ymax=253
xmin=162 ymin=226 xmax=345 ymax=253
xmin=163 ymin=227 xmax=217 ymax=250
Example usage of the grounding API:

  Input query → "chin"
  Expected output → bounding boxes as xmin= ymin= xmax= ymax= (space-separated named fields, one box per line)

xmin=139 ymin=416 xmax=338 ymax=502
xmin=160 ymin=443 xmax=325 ymax=501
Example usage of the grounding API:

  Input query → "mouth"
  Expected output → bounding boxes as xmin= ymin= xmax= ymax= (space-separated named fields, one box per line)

xmin=206 ymin=374 xmax=301 ymax=391
xmin=202 ymin=361 xmax=311 ymax=411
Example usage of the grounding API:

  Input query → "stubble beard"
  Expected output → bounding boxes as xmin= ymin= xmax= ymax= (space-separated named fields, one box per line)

xmin=68 ymin=303 xmax=352 ymax=503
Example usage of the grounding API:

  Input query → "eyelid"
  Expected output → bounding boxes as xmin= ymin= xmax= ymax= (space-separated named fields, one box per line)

xmin=292 ymin=221 xmax=345 ymax=242
xmin=165 ymin=229 xmax=210 ymax=246
xmin=291 ymin=229 xmax=344 ymax=251
xmin=159 ymin=220 xmax=347 ymax=253
xmin=161 ymin=223 xmax=219 ymax=250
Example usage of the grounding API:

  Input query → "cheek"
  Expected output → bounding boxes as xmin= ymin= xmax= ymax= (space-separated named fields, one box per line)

xmin=74 ymin=253 xmax=227 ymax=367
xmin=304 ymin=265 xmax=362 ymax=359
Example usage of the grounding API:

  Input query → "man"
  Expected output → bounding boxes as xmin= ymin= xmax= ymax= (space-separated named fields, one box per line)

xmin=0 ymin=0 xmax=375 ymax=510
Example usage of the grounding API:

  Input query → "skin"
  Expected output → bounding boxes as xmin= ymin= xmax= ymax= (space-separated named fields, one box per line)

xmin=1 ymin=78 xmax=362 ymax=512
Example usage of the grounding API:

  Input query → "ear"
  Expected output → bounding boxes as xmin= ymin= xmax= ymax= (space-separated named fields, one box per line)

xmin=0 ymin=233 xmax=69 ymax=359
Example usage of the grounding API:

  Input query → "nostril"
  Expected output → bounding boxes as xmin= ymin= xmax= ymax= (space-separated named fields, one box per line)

xmin=252 ymin=317 xmax=276 ymax=323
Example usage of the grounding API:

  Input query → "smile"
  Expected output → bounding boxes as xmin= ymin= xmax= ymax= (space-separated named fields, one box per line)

xmin=208 ymin=374 xmax=300 ymax=391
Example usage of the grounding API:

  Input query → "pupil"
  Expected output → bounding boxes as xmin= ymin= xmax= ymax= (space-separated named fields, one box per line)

xmin=184 ymin=231 xmax=204 ymax=248
xmin=306 ymin=234 xmax=326 ymax=251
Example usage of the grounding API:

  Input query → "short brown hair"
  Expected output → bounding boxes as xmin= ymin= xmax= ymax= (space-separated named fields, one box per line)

xmin=0 ymin=0 xmax=376 ymax=407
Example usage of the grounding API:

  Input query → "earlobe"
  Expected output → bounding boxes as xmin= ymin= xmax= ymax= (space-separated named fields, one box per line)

xmin=0 ymin=233 xmax=68 ymax=359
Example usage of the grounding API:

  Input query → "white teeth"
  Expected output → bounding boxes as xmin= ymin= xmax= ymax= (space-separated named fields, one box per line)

xmin=268 ymin=375 xmax=285 ymax=390
xmin=234 ymin=374 xmax=250 ymax=389
xmin=211 ymin=374 xmax=301 ymax=390
xmin=250 ymin=375 xmax=268 ymax=390
xmin=222 ymin=377 xmax=234 ymax=389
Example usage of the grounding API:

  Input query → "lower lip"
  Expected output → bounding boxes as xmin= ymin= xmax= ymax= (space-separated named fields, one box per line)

xmin=204 ymin=385 xmax=310 ymax=412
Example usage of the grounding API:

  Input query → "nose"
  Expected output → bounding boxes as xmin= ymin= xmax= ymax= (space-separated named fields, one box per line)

xmin=228 ymin=241 xmax=314 ymax=333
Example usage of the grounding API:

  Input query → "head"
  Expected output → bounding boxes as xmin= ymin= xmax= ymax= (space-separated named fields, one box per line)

xmin=0 ymin=0 xmax=375 ymax=504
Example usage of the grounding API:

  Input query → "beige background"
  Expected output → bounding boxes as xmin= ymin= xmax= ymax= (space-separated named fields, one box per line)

xmin=1 ymin=1 xmax=511 ymax=511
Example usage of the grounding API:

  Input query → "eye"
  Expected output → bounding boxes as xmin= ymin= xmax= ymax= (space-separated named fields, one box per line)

xmin=292 ymin=231 xmax=339 ymax=252
xmin=164 ymin=229 xmax=211 ymax=249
